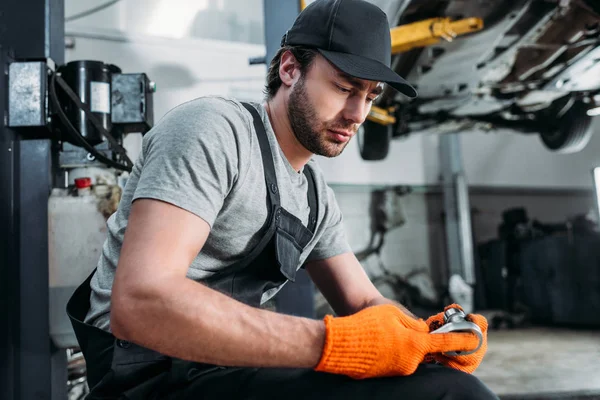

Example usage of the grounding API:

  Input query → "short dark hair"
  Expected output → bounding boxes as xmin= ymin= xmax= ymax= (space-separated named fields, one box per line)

xmin=264 ymin=46 xmax=319 ymax=100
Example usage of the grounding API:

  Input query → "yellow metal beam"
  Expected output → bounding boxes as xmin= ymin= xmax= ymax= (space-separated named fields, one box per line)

xmin=298 ymin=4 xmax=483 ymax=56
xmin=367 ymin=106 xmax=396 ymax=126
xmin=367 ymin=17 xmax=483 ymax=125
xmin=390 ymin=17 xmax=483 ymax=54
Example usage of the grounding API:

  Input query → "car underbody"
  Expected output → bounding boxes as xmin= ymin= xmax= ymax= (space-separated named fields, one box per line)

xmin=359 ymin=0 xmax=600 ymax=159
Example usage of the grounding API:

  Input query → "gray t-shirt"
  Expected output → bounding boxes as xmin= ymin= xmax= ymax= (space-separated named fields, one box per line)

xmin=85 ymin=96 xmax=351 ymax=331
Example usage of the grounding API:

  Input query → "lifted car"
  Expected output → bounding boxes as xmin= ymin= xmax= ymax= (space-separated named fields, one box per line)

xmin=360 ymin=0 xmax=600 ymax=160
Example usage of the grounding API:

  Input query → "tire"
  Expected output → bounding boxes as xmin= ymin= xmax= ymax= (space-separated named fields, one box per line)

xmin=358 ymin=120 xmax=392 ymax=161
xmin=538 ymin=101 xmax=594 ymax=154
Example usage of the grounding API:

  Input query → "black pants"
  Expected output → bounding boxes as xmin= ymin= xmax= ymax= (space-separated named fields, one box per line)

xmin=161 ymin=364 xmax=500 ymax=400
xmin=88 ymin=341 xmax=499 ymax=399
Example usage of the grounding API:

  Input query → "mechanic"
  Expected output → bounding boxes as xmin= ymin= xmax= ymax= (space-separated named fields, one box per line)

xmin=67 ymin=0 xmax=499 ymax=399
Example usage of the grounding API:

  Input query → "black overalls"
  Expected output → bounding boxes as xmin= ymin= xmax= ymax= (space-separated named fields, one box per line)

xmin=66 ymin=103 xmax=319 ymax=399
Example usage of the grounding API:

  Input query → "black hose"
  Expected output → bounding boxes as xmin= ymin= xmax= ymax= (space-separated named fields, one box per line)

xmin=49 ymin=71 xmax=133 ymax=172
xmin=65 ymin=0 xmax=122 ymax=22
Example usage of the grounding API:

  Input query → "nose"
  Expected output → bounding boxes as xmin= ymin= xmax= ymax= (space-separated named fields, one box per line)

xmin=342 ymin=97 xmax=368 ymax=125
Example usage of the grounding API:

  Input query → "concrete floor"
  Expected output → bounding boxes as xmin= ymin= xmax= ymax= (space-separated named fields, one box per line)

xmin=474 ymin=327 xmax=600 ymax=399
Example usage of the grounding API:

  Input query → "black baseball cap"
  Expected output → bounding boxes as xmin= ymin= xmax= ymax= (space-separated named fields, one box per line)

xmin=281 ymin=0 xmax=417 ymax=98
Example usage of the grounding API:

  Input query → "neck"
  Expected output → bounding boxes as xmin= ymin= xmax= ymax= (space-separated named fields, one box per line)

xmin=264 ymin=95 xmax=312 ymax=172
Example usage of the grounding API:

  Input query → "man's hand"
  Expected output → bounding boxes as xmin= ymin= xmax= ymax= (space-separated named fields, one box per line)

xmin=315 ymin=304 xmax=482 ymax=379
xmin=425 ymin=304 xmax=489 ymax=374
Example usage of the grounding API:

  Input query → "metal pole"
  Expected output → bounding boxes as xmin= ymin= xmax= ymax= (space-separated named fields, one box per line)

xmin=0 ymin=1 xmax=65 ymax=399
xmin=0 ymin=48 xmax=17 ymax=400
xmin=264 ymin=0 xmax=302 ymax=65
xmin=18 ymin=140 xmax=54 ymax=400
xmin=439 ymin=133 xmax=476 ymax=312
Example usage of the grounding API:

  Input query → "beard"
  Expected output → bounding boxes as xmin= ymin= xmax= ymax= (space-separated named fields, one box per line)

xmin=287 ymin=76 xmax=357 ymax=158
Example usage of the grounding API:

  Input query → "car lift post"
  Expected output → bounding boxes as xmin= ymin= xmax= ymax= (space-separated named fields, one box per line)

xmin=0 ymin=1 xmax=66 ymax=400
xmin=439 ymin=134 xmax=476 ymax=313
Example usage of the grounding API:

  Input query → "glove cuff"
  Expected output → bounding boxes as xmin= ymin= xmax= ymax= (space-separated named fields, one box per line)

xmin=314 ymin=314 xmax=380 ymax=378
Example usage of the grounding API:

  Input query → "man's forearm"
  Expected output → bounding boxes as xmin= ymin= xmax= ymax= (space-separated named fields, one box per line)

xmin=111 ymin=277 xmax=325 ymax=369
xmin=363 ymin=296 xmax=419 ymax=320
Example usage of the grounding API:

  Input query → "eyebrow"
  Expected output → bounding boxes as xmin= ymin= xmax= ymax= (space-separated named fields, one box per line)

xmin=336 ymin=70 xmax=384 ymax=96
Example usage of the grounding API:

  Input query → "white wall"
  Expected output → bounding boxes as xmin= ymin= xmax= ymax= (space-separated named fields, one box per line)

xmin=65 ymin=0 xmax=264 ymax=44
xmin=457 ymin=128 xmax=600 ymax=189
xmin=65 ymin=0 xmax=125 ymax=31
xmin=317 ymin=124 xmax=600 ymax=190
xmin=65 ymin=28 xmax=267 ymax=121
xmin=316 ymin=134 xmax=431 ymax=186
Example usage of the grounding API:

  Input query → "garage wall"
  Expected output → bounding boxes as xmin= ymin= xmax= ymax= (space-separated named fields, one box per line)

xmin=64 ymin=0 xmax=125 ymax=31
xmin=65 ymin=30 xmax=266 ymax=118
xmin=458 ymin=129 xmax=600 ymax=189
xmin=317 ymin=125 xmax=600 ymax=190
xmin=64 ymin=0 xmax=264 ymax=43
xmin=64 ymin=3 xmax=600 ymax=190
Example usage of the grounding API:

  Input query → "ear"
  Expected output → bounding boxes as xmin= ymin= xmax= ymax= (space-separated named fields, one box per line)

xmin=278 ymin=50 xmax=302 ymax=89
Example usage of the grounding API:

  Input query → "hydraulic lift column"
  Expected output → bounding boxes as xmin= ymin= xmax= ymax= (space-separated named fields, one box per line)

xmin=0 ymin=1 xmax=65 ymax=399
xmin=439 ymin=134 xmax=476 ymax=313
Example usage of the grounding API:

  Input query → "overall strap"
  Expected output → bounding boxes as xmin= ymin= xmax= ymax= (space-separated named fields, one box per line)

xmin=241 ymin=102 xmax=319 ymax=233
xmin=241 ymin=102 xmax=280 ymax=209
xmin=303 ymin=166 xmax=319 ymax=233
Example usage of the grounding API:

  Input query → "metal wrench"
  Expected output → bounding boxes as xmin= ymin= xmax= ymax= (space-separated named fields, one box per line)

xmin=430 ymin=308 xmax=483 ymax=356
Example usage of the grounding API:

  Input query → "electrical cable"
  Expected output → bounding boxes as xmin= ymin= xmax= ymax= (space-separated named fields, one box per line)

xmin=65 ymin=0 xmax=122 ymax=22
xmin=50 ymin=73 xmax=132 ymax=172
xmin=49 ymin=71 xmax=133 ymax=172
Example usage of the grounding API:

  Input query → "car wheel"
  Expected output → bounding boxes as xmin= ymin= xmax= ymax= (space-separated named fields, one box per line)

xmin=538 ymin=101 xmax=594 ymax=153
xmin=358 ymin=120 xmax=392 ymax=161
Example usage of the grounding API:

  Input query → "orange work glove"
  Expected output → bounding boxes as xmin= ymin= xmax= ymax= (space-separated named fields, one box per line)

xmin=425 ymin=304 xmax=488 ymax=374
xmin=314 ymin=304 xmax=482 ymax=379
xmin=425 ymin=303 xmax=464 ymax=331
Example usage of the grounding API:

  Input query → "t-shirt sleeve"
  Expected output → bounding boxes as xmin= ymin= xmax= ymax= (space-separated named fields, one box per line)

xmin=132 ymin=98 xmax=244 ymax=227
xmin=306 ymin=185 xmax=352 ymax=262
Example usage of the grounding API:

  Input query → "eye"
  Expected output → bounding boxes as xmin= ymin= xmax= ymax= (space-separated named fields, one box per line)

xmin=336 ymin=84 xmax=351 ymax=94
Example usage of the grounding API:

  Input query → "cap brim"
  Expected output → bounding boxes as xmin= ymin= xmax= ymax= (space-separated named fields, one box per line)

xmin=318 ymin=49 xmax=417 ymax=98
